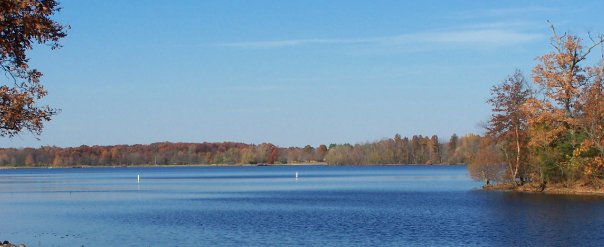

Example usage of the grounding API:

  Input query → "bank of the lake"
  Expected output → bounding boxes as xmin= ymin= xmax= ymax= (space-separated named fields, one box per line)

xmin=0 ymin=241 xmax=25 ymax=247
xmin=484 ymin=181 xmax=604 ymax=196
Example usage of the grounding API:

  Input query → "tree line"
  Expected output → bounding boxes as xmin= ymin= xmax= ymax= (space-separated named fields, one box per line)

xmin=325 ymin=134 xmax=480 ymax=165
xmin=0 ymin=133 xmax=483 ymax=167
xmin=468 ymin=27 xmax=604 ymax=189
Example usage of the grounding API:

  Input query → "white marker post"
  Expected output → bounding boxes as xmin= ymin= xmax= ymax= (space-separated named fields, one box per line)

xmin=137 ymin=174 xmax=140 ymax=183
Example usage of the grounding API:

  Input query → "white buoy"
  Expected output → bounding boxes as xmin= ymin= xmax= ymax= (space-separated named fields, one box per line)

xmin=137 ymin=174 xmax=140 ymax=183
xmin=295 ymin=172 xmax=298 ymax=179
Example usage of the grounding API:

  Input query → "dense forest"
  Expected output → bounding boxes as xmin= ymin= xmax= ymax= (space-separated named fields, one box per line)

xmin=468 ymin=27 xmax=604 ymax=189
xmin=0 ymin=133 xmax=482 ymax=167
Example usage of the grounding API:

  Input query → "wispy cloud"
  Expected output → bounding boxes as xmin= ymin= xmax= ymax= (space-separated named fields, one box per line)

xmin=488 ymin=6 xmax=557 ymax=15
xmin=453 ymin=6 xmax=558 ymax=19
xmin=391 ymin=29 xmax=542 ymax=46
xmin=211 ymin=27 xmax=543 ymax=49
xmin=214 ymin=37 xmax=377 ymax=48
xmin=458 ymin=20 xmax=544 ymax=31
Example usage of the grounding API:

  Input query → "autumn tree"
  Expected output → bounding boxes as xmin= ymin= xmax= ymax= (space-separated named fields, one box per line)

xmin=400 ymin=136 xmax=410 ymax=164
xmin=486 ymin=70 xmax=531 ymax=185
xmin=428 ymin=135 xmax=440 ymax=164
xmin=0 ymin=0 xmax=67 ymax=137
xmin=268 ymin=145 xmax=279 ymax=164
xmin=393 ymin=134 xmax=403 ymax=162
xmin=453 ymin=134 xmax=481 ymax=164
xmin=410 ymin=135 xmax=423 ymax=164
xmin=24 ymin=152 xmax=33 ymax=166
xmin=526 ymin=25 xmax=604 ymax=185
xmin=239 ymin=147 xmax=256 ymax=164
xmin=324 ymin=144 xmax=357 ymax=165
xmin=574 ymin=59 xmax=604 ymax=186
xmin=316 ymin=144 xmax=328 ymax=161
xmin=468 ymin=137 xmax=507 ymax=185
xmin=302 ymin=145 xmax=314 ymax=162
xmin=447 ymin=134 xmax=459 ymax=163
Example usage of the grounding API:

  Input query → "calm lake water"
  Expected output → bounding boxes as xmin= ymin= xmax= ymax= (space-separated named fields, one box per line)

xmin=0 ymin=165 xmax=603 ymax=246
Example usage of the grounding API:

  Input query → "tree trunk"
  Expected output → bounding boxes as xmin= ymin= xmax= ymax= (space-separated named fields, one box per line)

xmin=513 ymin=126 xmax=521 ymax=186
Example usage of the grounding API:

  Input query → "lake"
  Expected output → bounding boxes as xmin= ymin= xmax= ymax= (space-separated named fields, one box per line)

xmin=0 ymin=165 xmax=603 ymax=246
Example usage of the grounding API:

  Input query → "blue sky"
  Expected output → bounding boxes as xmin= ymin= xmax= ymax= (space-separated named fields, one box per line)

xmin=2 ymin=0 xmax=603 ymax=148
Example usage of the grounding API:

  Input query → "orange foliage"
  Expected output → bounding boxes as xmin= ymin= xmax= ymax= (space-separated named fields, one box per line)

xmin=0 ymin=0 xmax=67 ymax=137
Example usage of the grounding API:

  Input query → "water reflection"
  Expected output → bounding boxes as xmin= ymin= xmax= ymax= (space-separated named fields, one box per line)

xmin=479 ymin=191 xmax=604 ymax=246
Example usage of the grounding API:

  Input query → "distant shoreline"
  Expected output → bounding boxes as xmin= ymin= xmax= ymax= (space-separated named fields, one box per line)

xmin=0 ymin=163 xmax=464 ymax=169
xmin=0 ymin=163 xmax=325 ymax=169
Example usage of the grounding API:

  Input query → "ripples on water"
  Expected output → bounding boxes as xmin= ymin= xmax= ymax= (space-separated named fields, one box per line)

xmin=0 ymin=165 xmax=603 ymax=246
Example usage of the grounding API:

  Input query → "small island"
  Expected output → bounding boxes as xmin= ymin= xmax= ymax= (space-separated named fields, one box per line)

xmin=467 ymin=25 xmax=604 ymax=195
